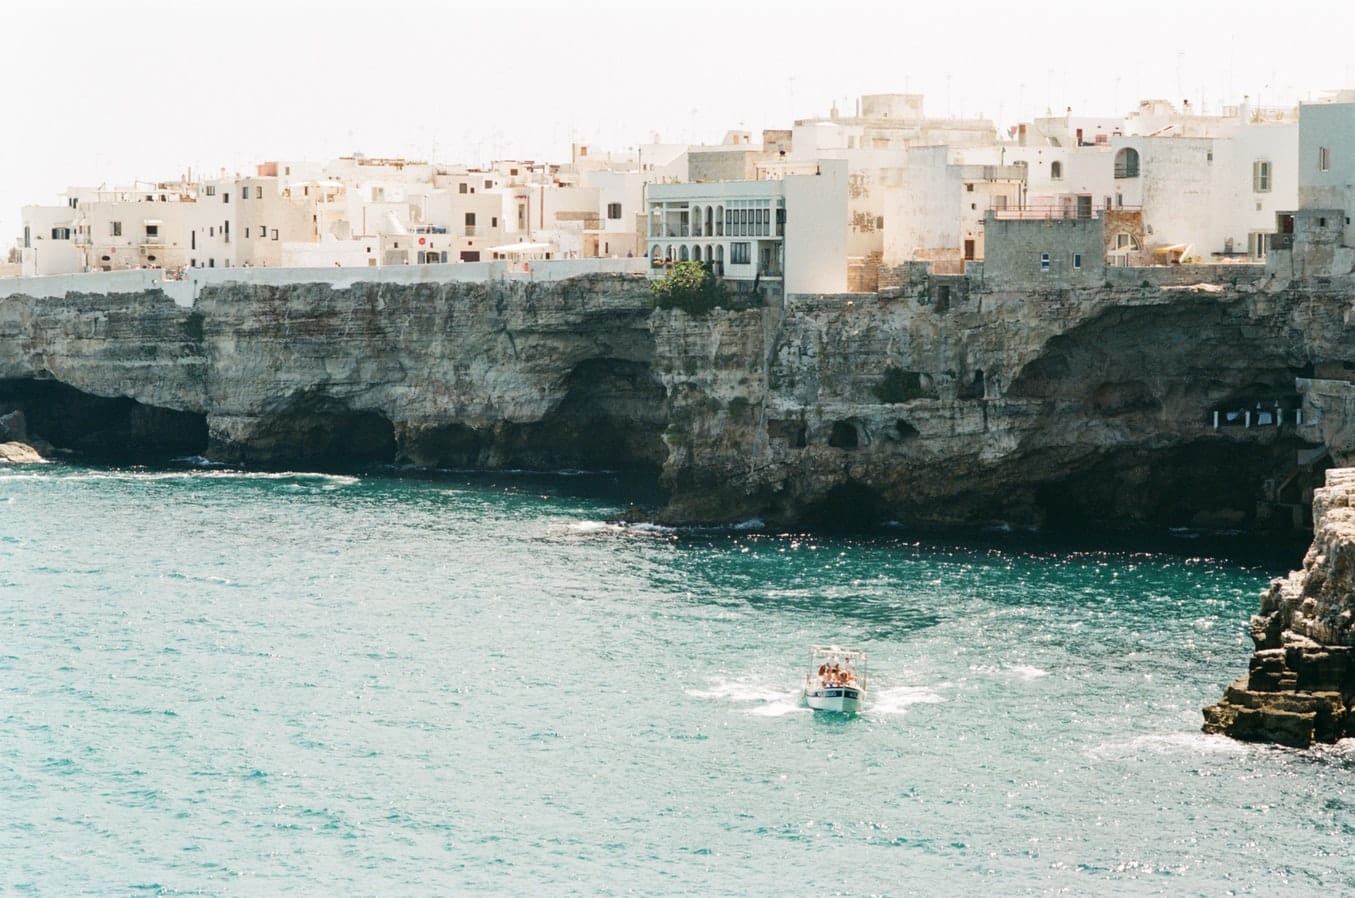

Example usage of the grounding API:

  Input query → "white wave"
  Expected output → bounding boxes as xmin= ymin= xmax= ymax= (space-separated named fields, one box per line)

xmin=969 ymin=663 xmax=1049 ymax=680
xmin=866 ymin=685 xmax=946 ymax=716
xmin=688 ymin=678 xmax=792 ymax=704
xmin=1087 ymin=731 xmax=1252 ymax=761
xmin=566 ymin=519 xmax=677 ymax=538
xmin=32 ymin=469 xmax=361 ymax=486
xmin=733 ymin=517 xmax=765 ymax=531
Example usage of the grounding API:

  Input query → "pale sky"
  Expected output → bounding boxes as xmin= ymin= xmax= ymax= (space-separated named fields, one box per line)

xmin=3 ymin=0 xmax=1353 ymax=248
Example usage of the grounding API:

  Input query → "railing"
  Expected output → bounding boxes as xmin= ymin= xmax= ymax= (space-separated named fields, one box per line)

xmin=989 ymin=204 xmax=1141 ymax=221
xmin=1113 ymin=163 xmax=1140 ymax=179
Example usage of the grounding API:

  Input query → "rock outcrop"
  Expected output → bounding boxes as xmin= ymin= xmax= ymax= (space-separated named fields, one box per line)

xmin=0 ymin=266 xmax=1353 ymax=533
xmin=0 ymin=441 xmax=45 ymax=464
xmin=1203 ymin=467 xmax=1355 ymax=747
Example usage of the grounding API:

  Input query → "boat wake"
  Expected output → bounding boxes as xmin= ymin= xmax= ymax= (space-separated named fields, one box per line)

xmin=687 ymin=678 xmax=808 ymax=717
xmin=689 ymin=676 xmax=945 ymax=718
xmin=865 ymin=685 xmax=946 ymax=716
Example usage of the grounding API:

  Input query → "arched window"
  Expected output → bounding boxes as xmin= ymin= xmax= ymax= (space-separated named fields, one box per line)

xmin=1050 ymin=160 xmax=1063 ymax=181
xmin=679 ymin=245 xmax=689 ymax=261
xmin=715 ymin=205 xmax=725 ymax=237
xmin=690 ymin=205 xmax=702 ymax=237
xmin=1114 ymin=148 xmax=1140 ymax=179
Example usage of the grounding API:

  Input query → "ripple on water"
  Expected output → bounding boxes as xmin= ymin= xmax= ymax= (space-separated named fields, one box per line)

xmin=4 ymin=462 xmax=1341 ymax=896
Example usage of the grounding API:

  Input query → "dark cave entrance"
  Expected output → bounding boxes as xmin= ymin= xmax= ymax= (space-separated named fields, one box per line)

xmin=0 ymin=378 xmax=208 ymax=461
xmin=389 ymin=359 xmax=669 ymax=496
xmin=803 ymin=482 xmax=893 ymax=531
xmin=1035 ymin=440 xmax=1328 ymax=536
xmin=218 ymin=399 xmax=397 ymax=470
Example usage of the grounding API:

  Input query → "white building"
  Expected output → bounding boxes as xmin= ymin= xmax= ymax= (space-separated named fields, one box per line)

xmin=646 ymin=159 xmax=848 ymax=296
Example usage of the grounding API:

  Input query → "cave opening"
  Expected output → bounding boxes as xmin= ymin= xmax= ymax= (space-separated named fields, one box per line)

xmin=487 ymin=358 xmax=669 ymax=483
xmin=0 ymin=377 xmax=207 ymax=462
xmin=803 ymin=482 xmax=893 ymax=531
xmin=225 ymin=402 xmax=397 ymax=470
xmin=1035 ymin=439 xmax=1328 ymax=538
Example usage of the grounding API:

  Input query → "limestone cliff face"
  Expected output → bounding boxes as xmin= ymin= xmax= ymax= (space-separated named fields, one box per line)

xmin=0 ymin=275 xmax=664 ymax=470
xmin=1203 ymin=467 xmax=1355 ymax=747
xmin=652 ymin=269 xmax=1351 ymax=531
xmin=0 ymin=267 xmax=1353 ymax=534
xmin=194 ymin=275 xmax=663 ymax=469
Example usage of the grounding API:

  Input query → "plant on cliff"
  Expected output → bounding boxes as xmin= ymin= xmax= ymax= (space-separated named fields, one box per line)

xmin=873 ymin=366 xmax=929 ymax=403
xmin=650 ymin=261 xmax=732 ymax=315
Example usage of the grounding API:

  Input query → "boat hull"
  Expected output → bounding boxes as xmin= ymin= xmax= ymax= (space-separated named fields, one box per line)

xmin=804 ymin=686 xmax=863 ymax=713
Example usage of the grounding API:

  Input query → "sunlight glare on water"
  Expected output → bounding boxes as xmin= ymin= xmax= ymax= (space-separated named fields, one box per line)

xmin=1 ymin=463 xmax=1351 ymax=896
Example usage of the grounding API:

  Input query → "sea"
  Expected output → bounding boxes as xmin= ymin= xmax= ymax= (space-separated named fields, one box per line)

xmin=2 ymin=462 xmax=1352 ymax=897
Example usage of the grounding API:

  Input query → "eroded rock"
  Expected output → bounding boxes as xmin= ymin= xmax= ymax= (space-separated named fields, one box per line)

xmin=0 ymin=441 xmax=45 ymax=464
xmin=1203 ymin=467 xmax=1355 ymax=746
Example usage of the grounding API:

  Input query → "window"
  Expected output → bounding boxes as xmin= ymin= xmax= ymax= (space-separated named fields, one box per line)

xmin=51 ymin=226 xmax=71 ymax=240
xmin=459 ymin=183 xmax=468 ymax=194
xmin=1249 ymin=231 xmax=1268 ymax=259
xmin=255 ymin=186 xmax=263 ymax=199
xmin=223 ymin=221 xmax=229 ymax=243
xmin=1050 ymin=161 xmax=1063 ymax=180
xmin=1072 ymin=253 xmax=1082 ymax=270
xmin=191 ymin=231 xmax=196 ymax=250
xmin=145 ymin=224 xmax=159 ymax=238
xmin=484 ymin=179 xmax=493 ymax=189
xmin=244 ymin=227 xmax=250 ymax=238
xmin=110 ymin=221 xmax=122 ymax=237
xmin=223 ymin=192 xmax=229 ymax=204
xmin=1114 ymin=147 xmax=1140 ymax=179
xmin=1253 ymin=160 xmax=1272 ymax=193
xmin=209 ymin=226 xmax=215 ymax=237
xmin=491 ymin=216 xmax=498 ymax=228
xmin=205 ymin=185 xmax=216 ymax=196
xmin=465 ymin=212 xmax=476 ymax=226
xmin=1039 ymin=252 xmax=1050 ymax=272
xmin=271 ymin=229 xmax=279 ymax=240
xmin=730 ymin=242 xmax=751 ymax=264
xmin=242 ymin=187 xmax=249 ymax=199
xmin=1319 ymin=146 xmax=1331 ymax=172
xmin=259 ymin=223 xmax=267 ymax=238
xmin=607 ymin=202 xmax=622 ymax=220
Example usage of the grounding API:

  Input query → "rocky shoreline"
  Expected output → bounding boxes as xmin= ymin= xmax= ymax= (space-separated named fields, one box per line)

xmin=1203 ymin=467 xmax=1355 ymax=747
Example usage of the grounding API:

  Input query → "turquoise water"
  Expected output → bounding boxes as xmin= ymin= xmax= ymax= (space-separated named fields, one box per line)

xmin=2 ymin=464 xmax=1352 ymax=897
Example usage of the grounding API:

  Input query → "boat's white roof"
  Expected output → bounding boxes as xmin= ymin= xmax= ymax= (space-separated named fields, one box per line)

xmin=808 ymin=644 xmax=866 ymax=660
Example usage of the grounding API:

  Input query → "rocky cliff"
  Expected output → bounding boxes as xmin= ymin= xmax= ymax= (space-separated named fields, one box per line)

xmin=1 ymin=266 xmax=1353 ymax=534
xmin=1203 ymin=467 xmax=1355 ymax=747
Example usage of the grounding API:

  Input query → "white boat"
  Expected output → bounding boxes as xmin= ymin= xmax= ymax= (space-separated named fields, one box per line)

xmin=803 ymin=644 xmax=867 ymax=713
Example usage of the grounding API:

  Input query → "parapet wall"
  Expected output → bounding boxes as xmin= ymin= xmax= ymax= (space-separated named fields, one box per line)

xmin=1104 ymin=263 xmax=1265 ymax=288
xmin=0 ymin=258 xmax=649 ymax=308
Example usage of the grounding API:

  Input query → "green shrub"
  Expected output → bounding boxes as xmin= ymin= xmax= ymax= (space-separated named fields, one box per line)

xmin=651 ymin=261 xmax=732 ymax=315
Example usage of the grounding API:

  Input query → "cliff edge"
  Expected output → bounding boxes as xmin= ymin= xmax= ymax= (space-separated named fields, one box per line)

xmin=1203 ymin=467 xmax=1355 ymax=747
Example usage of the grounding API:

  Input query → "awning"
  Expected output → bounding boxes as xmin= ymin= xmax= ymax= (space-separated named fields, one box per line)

xmin=484 ymin=242 xmax=554 ymax=254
